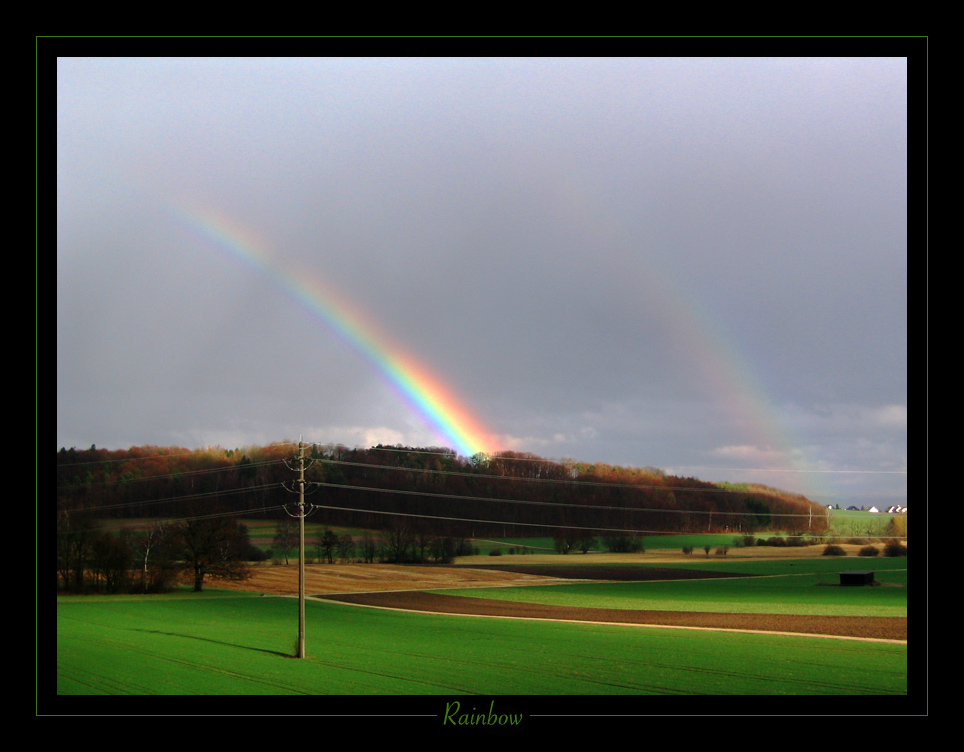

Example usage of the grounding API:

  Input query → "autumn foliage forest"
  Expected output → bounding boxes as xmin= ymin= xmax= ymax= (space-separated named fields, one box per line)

xmin=56 ymin=442 xmax=827 ymax=593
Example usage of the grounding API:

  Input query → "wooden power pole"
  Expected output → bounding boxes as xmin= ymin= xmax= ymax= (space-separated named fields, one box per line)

xmin=284 ymin=439 xmax=315 ymax=659
xmin=297 ymin=440 xmax=306 ymax=659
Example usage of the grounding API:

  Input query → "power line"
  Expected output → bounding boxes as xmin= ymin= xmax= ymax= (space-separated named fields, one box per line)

xmin=57 ymin=468 xmax=835 ymax=521
xmin=60 ymin=482 xmax=281 ymax=514
xmin=60 ymin=451 xmax=828 ymax=516
xmin=310 ymin=480 xmax=829 ymax=519
xmin=292 ymin=503 xmax=905 ymax=542
xmin=161 ymin=504 xmax=288 ymax=524
xmin=56 ymin=443 xmax=903 ymax=499
xmin=55 ymin=504 xmax=290 ymax=540
xmin=55 ymin=446 xmax=901 ymax=536
xmin=57 ymin=499 xmax=903 ymax=542
xmin=56 ymin=468 xmax=902 ymax=541
xmin=311 ymin=457 xmax=818 ymax=496
xmin=307 ymin=503 xmax=674 ymax=536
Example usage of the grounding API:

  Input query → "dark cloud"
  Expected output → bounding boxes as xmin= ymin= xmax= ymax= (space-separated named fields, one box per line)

xmin=56 ymin=57 xmax=908 ymax=505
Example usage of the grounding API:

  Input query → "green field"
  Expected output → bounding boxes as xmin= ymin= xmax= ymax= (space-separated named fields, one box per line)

xmin=442 ymin=558 xmax=907 ymax=617
xmin=433 ymin=573 xmax=907 ymax=618
xmin=472 ymin=530 xmax=898 ymax=554
xmin=827 ymin=508 xmax=906 ymax=538
xmin=57 ymin=582 xmax=907 ymax=696
xmin=474 ymin=534 xmax=740 ymax=553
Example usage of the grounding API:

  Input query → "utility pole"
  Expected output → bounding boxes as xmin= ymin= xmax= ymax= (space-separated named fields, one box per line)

xmin=283 ymin=438 xmax=316 ymax=659
xmin=297 ymin=440 xmax=306 ymax=659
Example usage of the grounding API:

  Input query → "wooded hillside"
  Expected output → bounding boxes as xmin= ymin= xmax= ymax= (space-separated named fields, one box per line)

xmin=57 ymin=443 xmax=827 ymax=539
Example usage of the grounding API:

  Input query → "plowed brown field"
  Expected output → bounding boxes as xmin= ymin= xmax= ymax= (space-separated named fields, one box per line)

xmin=321 ymin=591 xmax=906 ymax=641
xmin=210 ymin=561 xmax=906 ymax=642
xmin=209 ymin=562 xmax=562 ymax=595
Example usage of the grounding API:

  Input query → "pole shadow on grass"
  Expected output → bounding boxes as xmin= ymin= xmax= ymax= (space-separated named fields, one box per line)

xmin=131 ymin=629 xmax=291 ymax=658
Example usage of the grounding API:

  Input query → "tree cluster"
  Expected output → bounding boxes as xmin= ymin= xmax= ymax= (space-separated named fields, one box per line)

xmin=57 ymin=442 xmax=828 ymax=590
xmin=56 ymin=504 xmax=256 ymax=594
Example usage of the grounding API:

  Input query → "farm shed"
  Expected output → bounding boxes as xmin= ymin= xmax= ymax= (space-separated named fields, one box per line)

xmin=839 ymin=570 xmax=875 ymax=586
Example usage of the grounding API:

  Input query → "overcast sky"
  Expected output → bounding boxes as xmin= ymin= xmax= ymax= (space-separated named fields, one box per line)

xmin=56 ymin=57 xmax=909 ymax=505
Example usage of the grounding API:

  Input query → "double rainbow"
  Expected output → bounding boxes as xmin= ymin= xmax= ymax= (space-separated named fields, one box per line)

xmin=171 ymin=193 xmax=827 ymax=499
xmin=173 ymin=204 xmax=500 ymax=458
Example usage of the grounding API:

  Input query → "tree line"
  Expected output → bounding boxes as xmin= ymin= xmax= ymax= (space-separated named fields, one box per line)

xmin=56 ymin=442 xmax=829 ymax=593
xmin=56 ymin=501 xmax=262 ymax=594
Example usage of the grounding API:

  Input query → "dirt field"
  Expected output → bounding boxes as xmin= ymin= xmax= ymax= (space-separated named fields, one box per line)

xmin=321 ymin=591 xmax=907 ymax=642
xmin=211 ymin=558 xmax=906 ymax=642
xmin=210 ymin=562 xmax=563 ymax=595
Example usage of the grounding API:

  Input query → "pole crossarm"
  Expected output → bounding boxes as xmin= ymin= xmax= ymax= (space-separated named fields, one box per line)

xmin=281 ymin=481 xmax=320 ymax=495
xmin=282 ymin=502 xmax=316 ymax=518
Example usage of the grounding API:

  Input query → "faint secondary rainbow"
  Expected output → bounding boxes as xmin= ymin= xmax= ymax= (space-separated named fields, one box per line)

xmin=543 ymin=168 xmax=832 ymax=500
xmin=170 ymin=203 xmax=500 ymax=458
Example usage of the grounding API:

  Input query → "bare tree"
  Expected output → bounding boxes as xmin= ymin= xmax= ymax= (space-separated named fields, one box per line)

xmin=413 ymin=524 xmax=434 ymax=563
xmin=90 ymin=529 xmax=133 ymax=593
xmin=175 ymin=508 xmax=252 ymax=592
xmin=430 ymin=535 xmax=456 ymax=564
xmin=336 ymin=534 xmax=355 ymax=562
xmin=57 ymin=510 xmax=96 ymax=593
xmin=380 ymin=520 xmax=414 ymax=563
xmin=319 ymin=528 xmax=339 ymax=564
xmin=274 ymin=518 xmax=298 ymax=565
xmin=131 ymin=520 xmax=176 ymax=592
xmin=359 ymin=532 xmax=377 ymax=563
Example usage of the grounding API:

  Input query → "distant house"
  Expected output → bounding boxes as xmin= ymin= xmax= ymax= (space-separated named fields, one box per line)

xmin=868 ymin=506 xmax=880 ymax=513
xmin=887 ymin=505 xmax=907 ymax=514
xmin=846 ymin=506 xmax=860 ymax=511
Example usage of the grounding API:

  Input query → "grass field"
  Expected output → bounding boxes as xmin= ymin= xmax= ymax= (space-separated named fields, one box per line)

xmin=432 ymin=572 xmax=907 ymax=617
xmin=471 ymin=527 xmax=906 ymax=555
xmin=445 ymin=558 xmax=908 ymax=617
xmin=473 ymin=534 xmax=743 ymax=554
xmin=57 ymin=591 xmax=907 ymax=696
xmin=54 ymin=532 xmax=912 ymax=701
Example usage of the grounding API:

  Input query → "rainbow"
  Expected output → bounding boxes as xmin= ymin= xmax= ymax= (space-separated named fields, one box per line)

xmin=170 ymin=203 xmax=500 ymax=458
xmin=542 ymin=172 xmax=832 ymax=500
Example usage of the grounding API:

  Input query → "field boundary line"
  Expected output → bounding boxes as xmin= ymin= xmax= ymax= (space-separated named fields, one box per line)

xmin=307 ymin=595 xmax=907 ymax=645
